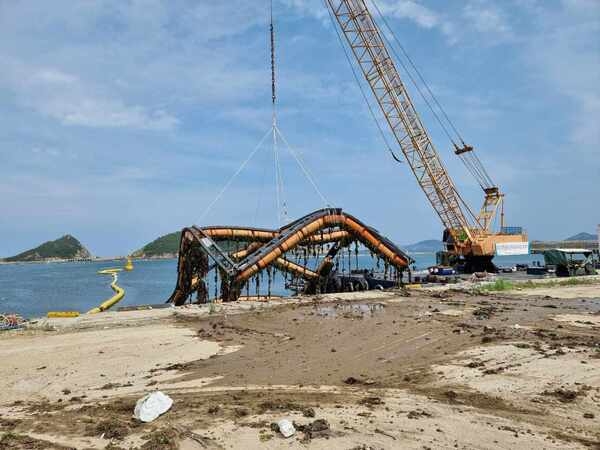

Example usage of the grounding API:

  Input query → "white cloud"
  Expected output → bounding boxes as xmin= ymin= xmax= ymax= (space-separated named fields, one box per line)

xmin=284 ymin=0 xmax=446 ymax=31
xmin=375 ymin=0 xmax=440 ymax=29
xmin=2 ymin=63 xmax=179 ymax=130
xmin=280 ymin=0 xmax=328 ymax=21
xmin=462 ymin=0 xmax=513 ymax=39
xmin=523 ymin=6 xmax=600 ymax=155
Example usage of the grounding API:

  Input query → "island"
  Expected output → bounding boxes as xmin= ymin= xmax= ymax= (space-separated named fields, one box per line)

xmin=131 ymin=231 xmax=181 ymax=259
xmin=2 ymin=235 xmax=92 ymax=262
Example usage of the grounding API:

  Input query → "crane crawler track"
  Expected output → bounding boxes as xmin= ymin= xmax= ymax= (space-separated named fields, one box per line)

xmin=168 ymin=208 xmax=412 ymax=305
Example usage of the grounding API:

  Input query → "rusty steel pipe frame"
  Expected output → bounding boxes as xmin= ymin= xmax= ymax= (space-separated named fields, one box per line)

xmin=168 ymin=208 xmax=413 ymax=305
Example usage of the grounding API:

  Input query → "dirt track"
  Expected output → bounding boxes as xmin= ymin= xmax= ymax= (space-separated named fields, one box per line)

xmin=0 ymin=285 xmax=599 ymax=449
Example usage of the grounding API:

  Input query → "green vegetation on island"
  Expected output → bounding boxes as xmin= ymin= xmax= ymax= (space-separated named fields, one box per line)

xmin=2 ymin=235 xmax=92 ymax=262
xmin=133 ymin=231 xmax=256 ymax=258
xmin=132 ymin=231 xmax=181 ymax=258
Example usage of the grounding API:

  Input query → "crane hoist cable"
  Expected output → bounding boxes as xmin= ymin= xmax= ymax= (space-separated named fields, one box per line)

xmin=270 ymin=0 xmax=287 ymax=225
xmin=270 ymin=0 xmax=276 ymax=107
xmin=271 ymin=0 xmax=329 ymax=209
xmin=369 ymin=0 xmax=497 ymax=190
xmin=369 ymin=0 xmax=463 ymax=146
xmin=200 ymin=0 xmax=331 ymax=224
xmin=323 ymin=0 xmax=402 ymax=164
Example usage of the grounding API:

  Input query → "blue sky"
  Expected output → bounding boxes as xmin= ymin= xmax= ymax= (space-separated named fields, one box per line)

xmin=1 ymin=0 xmax=598 ymax=257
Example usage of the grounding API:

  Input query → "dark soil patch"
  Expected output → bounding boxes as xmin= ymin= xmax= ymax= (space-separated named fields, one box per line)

xmin=541 ymin=386 xmax=590 ymax=403
xmin=85 ymin=418 xmax=130 ymax=440
xmin=140 ymin=428 xmax=179 ymax=450
xmin=0 ymin=432 xmax=75 ymax=450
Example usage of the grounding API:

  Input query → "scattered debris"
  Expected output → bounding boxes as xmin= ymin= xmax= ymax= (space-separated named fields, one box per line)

xmin=407 ymin=409 xmax=432 ymax=419
xmin=295 ymin=418 xmax=331 ymax=440
xmin=99 ymin=382 xmax=132 ymax=390
xmin=140 ymin=428 xmax=179 ymax=450
xmin=86 ymin=418 xmax=130 ymax=440
xmin=374 ymin=428 xmax=397 ymax=440
xmin=444 ymin=390 xmax=459 ymax=402
xmin=303 ymin=407 xmax=316 ymax=418
xmin=473 ymin=305 xmax=496 ymax=320
xmin=0 ymin=313 xmax=26 ymax=331
xmin=466 ymin=360 xmax=485 ymax=368
xmin=259 ymin=430 xmax=274 ymax=442
xmin=358 ymin=396 xmax=384 ymax=407
xmin=344 ymin=376 xmax=376 ymax=385
xmin=541 ymin=387 xmax=588 ymax=403
xmin=234 ymin=407 xmax=249 ymax=417
xmin=513 ymin=343 xmax=531 ymax=349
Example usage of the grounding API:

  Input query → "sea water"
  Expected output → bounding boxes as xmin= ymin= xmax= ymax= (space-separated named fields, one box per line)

xmin=0 ymin=253 xmax=542 ymax=319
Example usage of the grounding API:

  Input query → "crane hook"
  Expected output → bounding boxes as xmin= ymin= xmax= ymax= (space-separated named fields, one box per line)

xmin=387 ymin=148 xmax=403 ymax=163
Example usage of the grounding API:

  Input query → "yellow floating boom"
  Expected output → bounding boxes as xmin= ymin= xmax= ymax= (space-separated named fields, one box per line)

xmin=47 ymin=311 xmax=80 ymax=318
xmin=88 ymin=268 xmax=125 ymax=314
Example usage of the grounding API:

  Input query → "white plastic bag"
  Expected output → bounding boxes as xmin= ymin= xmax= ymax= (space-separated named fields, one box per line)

xmin=134 ymin=391 xmax=173 ymax=422
xmin=277 ymin=419 xmax=296 ymax=438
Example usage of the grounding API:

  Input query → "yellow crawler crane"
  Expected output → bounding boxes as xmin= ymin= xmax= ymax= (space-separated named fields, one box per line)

xmin=325 ymin=0 xmax=527 ymax=272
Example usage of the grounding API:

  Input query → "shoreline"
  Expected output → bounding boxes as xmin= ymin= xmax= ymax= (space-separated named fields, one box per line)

xmin=1 ymin=285 xmax=598 ymax=449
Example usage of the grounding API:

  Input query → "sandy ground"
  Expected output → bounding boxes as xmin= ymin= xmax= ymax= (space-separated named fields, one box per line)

xmin=509 ymin=283 xmax=600 ymax=299
xmin=0 ymin=284 xmax=599 ymax=449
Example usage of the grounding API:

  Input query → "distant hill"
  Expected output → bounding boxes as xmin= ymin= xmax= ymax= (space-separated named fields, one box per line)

xmin=3 ymin=235 xmax=91 ymax=262
xmin=132 ymin=231 xmax=181 ymax=258
xmin=133 ymin=231 xmax=267 ymax=258
xmin=403 ymin=239 xmax=443 ymax=253
xmin=565 ymin=232 xmax=596 ymax=241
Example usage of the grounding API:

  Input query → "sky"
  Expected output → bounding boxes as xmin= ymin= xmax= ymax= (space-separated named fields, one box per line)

xmin=1 ymin=0 xmax=598 ymax=257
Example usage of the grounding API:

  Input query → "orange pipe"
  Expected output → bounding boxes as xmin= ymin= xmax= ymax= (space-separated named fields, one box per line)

xmin=229 ymin=232 xmax=348 ymax=261
xmin=194 ymin=227 xmax=349 ymax=246
xmin=274 ymin=258 xmax=318 ymax=279
xmin=202 ymin=228 xmax=277 ymax=241
xmin=235 ymin=213 xmax=409 ymax=283
xmin=304 ymin=230 xmax=350 ymax=244
xmin=230 ymin=242 xmax=263 ymax=260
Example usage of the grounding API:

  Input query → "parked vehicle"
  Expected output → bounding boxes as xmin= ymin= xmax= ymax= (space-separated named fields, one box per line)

xmin=543 ymin=249 xmax=596 ymax=277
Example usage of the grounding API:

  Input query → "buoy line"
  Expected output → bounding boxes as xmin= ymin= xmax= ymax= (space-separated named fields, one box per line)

xmin=87 ymin=268 xmax=125 ymax=314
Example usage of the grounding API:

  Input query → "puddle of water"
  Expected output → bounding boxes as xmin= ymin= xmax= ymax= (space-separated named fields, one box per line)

xmin=314 ymin=303 xmax=385 ymax=319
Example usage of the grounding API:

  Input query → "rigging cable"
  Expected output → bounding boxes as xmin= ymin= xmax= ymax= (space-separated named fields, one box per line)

xmin=275 ymin=125 xmax=331 ymax=206
xmin=252 ymin=145 xmax=271 ymax=227
xmin=199 ymin=128 xmax=271 ymax=222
